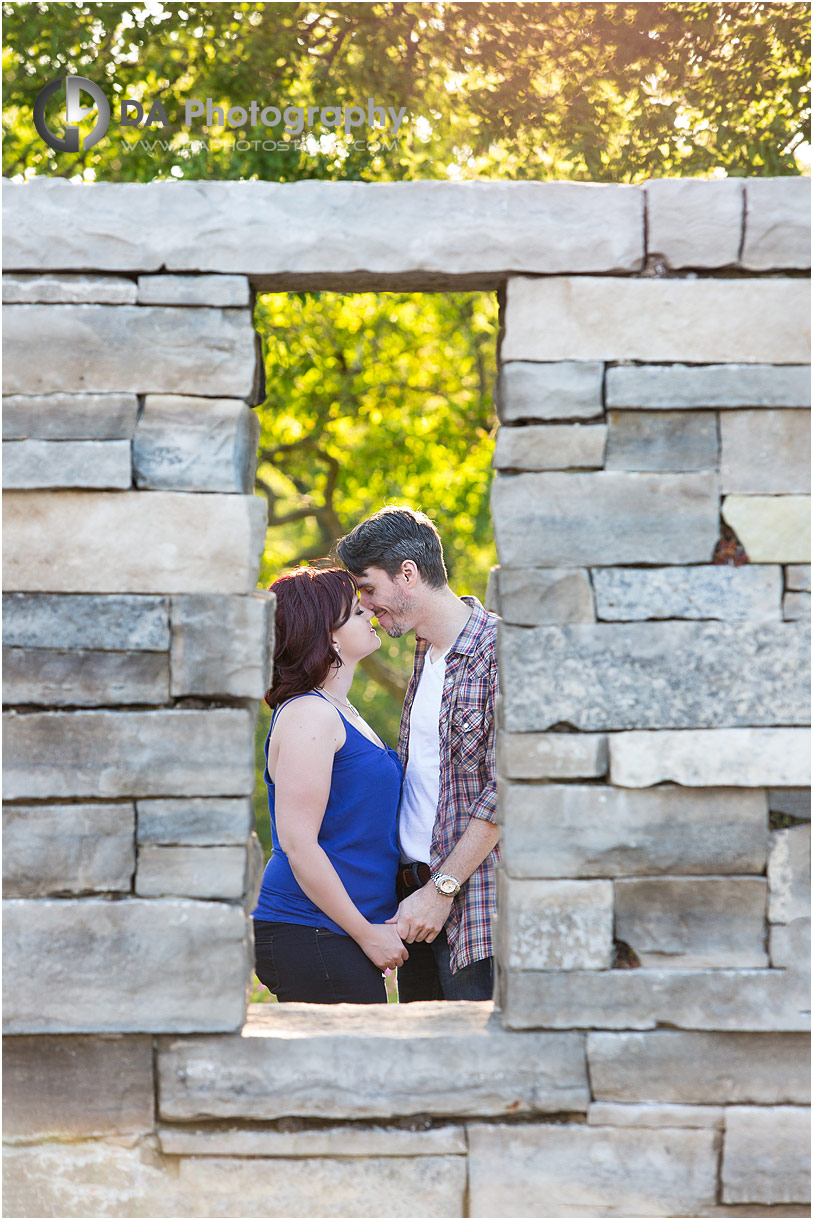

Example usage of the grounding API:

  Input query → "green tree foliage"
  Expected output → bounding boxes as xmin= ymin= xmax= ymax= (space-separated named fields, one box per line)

xmin=254 ymin=287 xmax=499 ymax=749
xmin=6 ymin=1 xmax=808 ymax=850
xmin=4 ymin=2 xmax=810 ymax=183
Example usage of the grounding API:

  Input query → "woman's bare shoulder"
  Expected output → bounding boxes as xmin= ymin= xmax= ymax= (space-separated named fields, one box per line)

xmin=271 ymin=694 xmax=344 ymax=740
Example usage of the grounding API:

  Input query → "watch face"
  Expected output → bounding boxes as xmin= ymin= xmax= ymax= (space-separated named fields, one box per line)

xmin=438 ymin=877 xmax=457 ymax=894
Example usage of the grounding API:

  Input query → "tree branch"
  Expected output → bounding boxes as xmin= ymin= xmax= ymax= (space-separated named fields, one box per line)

xmin=359 ymin=652 xmax=409 ymax=701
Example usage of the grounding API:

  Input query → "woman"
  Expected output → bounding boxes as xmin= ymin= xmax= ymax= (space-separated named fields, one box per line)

xmin=252 ymin=566 xmax=408 ymax=1004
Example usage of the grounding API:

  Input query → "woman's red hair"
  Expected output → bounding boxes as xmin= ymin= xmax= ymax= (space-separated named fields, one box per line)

xmin=265 ymin=567 xmax=358 ymax=707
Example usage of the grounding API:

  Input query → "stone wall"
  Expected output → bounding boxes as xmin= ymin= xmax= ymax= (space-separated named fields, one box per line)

xmin=2 ymin=177 xmax=810 ymax=1217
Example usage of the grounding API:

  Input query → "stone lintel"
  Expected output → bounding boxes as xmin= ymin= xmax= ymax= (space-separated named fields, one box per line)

xmin=4 ymin=179 xmax=645 ymax=278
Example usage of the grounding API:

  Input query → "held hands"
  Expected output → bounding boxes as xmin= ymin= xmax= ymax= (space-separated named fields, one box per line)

xmin=385 ymin=883 xmax=454 ymax=944
xmin=358 ymin=922 xmax=409 ymax=972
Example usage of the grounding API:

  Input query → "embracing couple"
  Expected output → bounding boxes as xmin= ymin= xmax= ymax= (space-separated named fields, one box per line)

xmin=252 ymin=505 xmax=499 ymax=1005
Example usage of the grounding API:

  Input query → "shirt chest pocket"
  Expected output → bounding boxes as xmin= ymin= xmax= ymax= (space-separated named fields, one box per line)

xmin=449 ymin=703 xmax=486 ymax=772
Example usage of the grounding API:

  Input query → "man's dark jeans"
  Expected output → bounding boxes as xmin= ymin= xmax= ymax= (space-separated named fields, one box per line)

xmin=397 ymin=928 xmax=493 ymax=1002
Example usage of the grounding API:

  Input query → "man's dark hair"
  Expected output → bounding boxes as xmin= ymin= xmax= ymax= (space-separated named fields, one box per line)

xmin=336 ymin=506 xmax=448 ymax=589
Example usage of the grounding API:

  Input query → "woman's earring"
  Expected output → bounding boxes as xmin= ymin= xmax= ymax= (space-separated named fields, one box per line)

xmin=333 ymin=641 xmax=341 ymax=654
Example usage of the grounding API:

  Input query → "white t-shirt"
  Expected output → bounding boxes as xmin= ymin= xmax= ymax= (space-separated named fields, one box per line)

xmin=398 ymin=648 xmax=448 ymax=863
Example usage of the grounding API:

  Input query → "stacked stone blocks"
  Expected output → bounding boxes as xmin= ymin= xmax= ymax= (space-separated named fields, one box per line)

xmin=2 ymin=177 xmax=810 ymax=1217
xmin=2 ymin=269 xmax=271 ymax=1042
xmin=488 ymin=175 xmax=810 ymax=1215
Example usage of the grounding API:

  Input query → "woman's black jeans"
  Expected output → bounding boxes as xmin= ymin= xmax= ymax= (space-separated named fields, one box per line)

xmin=254 ymin=919 xmax=387 ymax=1004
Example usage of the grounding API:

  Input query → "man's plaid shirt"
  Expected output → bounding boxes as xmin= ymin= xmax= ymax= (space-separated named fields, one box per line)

xmin=397 ymin=596 xmax=500 ymax=975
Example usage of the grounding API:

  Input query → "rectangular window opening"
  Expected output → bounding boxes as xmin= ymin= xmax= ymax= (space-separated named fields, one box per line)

xmin=247 ymin=287 xmax=500 ymax=1016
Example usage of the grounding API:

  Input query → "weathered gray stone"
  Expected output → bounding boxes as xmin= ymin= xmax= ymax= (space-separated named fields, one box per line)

xmin=3 ymin=305 xmax=253 ymax=400
xmin=784 ymin=591 xmax=811 ymax=620
xmin=2 ymin=648 xmax=170 ymax=706
xmin=770 ymin=917 xmax=811 ymax=971
xmin=170 ymin=593 xmax=274 ymax=698
xmin=493 ymin=424 xmax=606 ymax=470
xmin=136 ymin=845 xmax=247 ymax=899
xmin=492 ymin=471 xmax=719 ymax=566
xmin=3 ymin=178 xmax=644 ymax=282
xmin=497 ymin=732 xmax=607 ymax=780
xmin=606 ymin=362 xmax=812 ymax=409
xmin=768 ymin=824 xmax=811 ymax=924
xmin=484 ymin=564 xmax=500 ymax=613
xmin=497 ymin=875 xmax=613 ymax=970
xmin=468 ymin=1122 xmax=717 ymax=1218
xmin=2 ymin=305 xmax=257 ymax=397
xmin=722 ymin=1106 xmax=811 ymax=1204
xmin=646 ymin=177 xmax=744 ymax=269
xmin=588 ymin=1103 xmax=725 ymax=1129
xmin=500 ymin=785 xmax=768 ymax=878
xmin=2 ymin=594 xmax=170 ymax=650
xmin=614 ymin=877 xmax=768 ymax=968
xmin=157 ymin=1125 xmax=467 ymax=1157
xmin=588 ymin=1031 xmax=810 ymax=1103
xmin=605 ymin=409 xmax=718 ymax=471
xmin=159 ymin=1002 xmax=589 ymax=1119
xmin=496 ymin=361 xmax=604 ymax=423
xmin=2 ymin=439 xmax=132 ymax=489
xmin=133 ymin=396 xmax=260 ymax=493
xmin=502 ymin=968 xmax=810 ymax=1033
xmin=721 ymin=410 xmax=811 ymax=494
xmin=2 ymin=1034 xmax=153 ymax=1138
xmin=786 ymin=564 xmax=811 ymax=592
xmin=2 ymin=273 xmax=137 ymax=304
xmin=244 ymin=830 xmax=264 ymax=914
xmin=3 ymin=708 xmax=255 ymax=800
xmin=501 ymin=622 xmax=809 ymax=732
xmin=1 ymin=1143 xmax=171 ymax=1220
xmin=702 ymin=1205 xmax=810 ymax=1216
xmin=2 ymin=393 xmax=139 ymax=440
xmin=2 ymin=1141 xmax=467 ymax=1219
xmin=769 ymin=787 xmax=811 ymax=821
xmin=495 ymin=567 xmax=595 ymax=625
xmin=2 ymin=898 xmax=250 ymax=1033
xmin=610 ymin=729 xmax=812 ymax=788
xmin=742 ymin=177 xmax=812 ymax=270
xmin=502 ymin=277 xmax=810 ymax=364
xmin=2 ymin=803 xmax=135 ymax=897
xmin=137 ymin=274 xmax=250 ymax=306
xmin=3 ymin=491 xmax=267 ymax=594
xmin=722 ymin=495 xmax=811 ymax=564
xmin=592 ymin=564 xmax=782 ymax=622
xmin=137 ymin=798 xmax=253 ymax=845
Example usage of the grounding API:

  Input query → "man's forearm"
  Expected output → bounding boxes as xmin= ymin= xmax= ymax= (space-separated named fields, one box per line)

xmin=440 ymin=815 xmax=499 ymax=884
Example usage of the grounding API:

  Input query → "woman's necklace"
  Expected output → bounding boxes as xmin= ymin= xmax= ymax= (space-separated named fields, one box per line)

xmin=316 ymin=686 xmax=361 ymax=719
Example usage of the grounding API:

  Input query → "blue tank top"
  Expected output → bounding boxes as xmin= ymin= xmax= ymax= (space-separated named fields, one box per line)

xmin=252 ymin=692 xmax=402 ymax=933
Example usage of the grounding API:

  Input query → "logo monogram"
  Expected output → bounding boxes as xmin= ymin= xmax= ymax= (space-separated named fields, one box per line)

xmin=33 ymin=75 xmax=110 ymax=152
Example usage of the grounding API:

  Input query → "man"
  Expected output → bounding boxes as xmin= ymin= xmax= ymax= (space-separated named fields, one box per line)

xmin=337 ymin=506 xmax=499 ymax=1001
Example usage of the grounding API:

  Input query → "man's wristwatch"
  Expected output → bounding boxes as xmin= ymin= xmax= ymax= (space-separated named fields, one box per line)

xmin=431 ymin=871 xmax=462 ymax=897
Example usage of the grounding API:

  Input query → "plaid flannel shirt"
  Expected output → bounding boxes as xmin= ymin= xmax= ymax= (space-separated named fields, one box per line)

xmin=397 ymin=596 xmax=500 ymax=974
